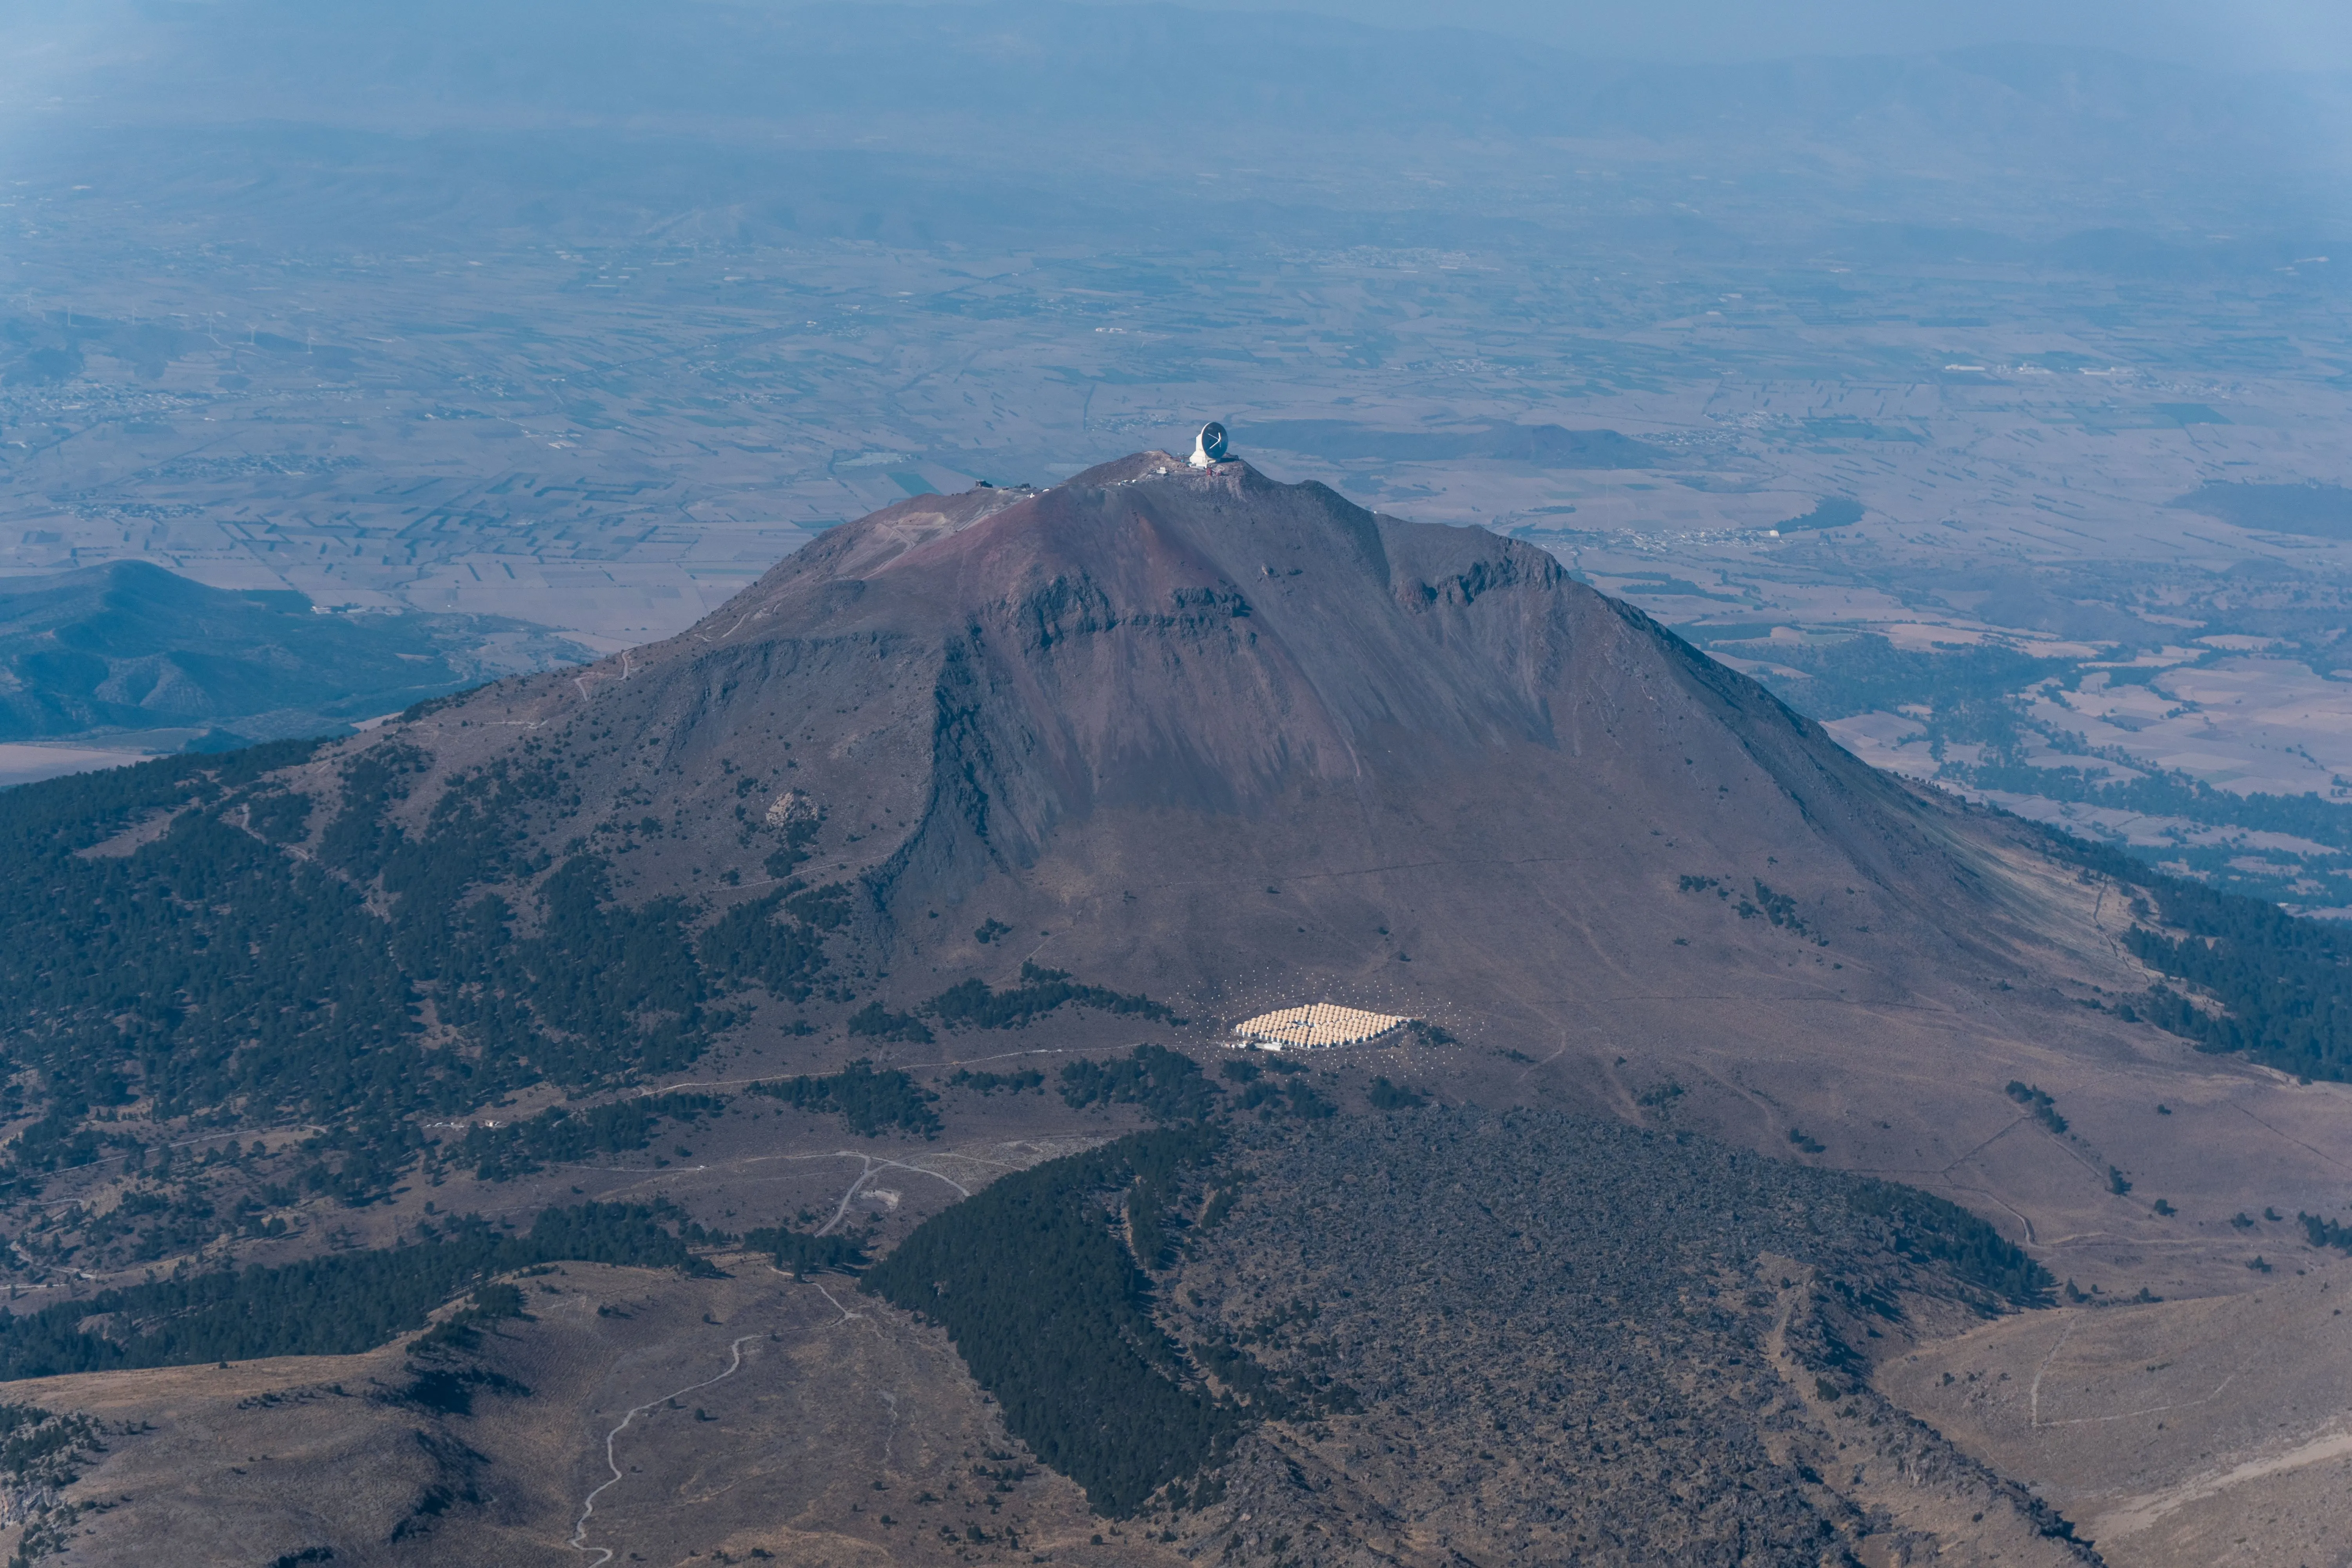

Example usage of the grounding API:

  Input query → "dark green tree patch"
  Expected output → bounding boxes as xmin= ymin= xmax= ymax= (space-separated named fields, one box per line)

xmin=1969 ymin=761 xmax=2352 ymax=852
xmin=700 ymin=882 xmax=850 ymax=1004
xmin=1060 ymin=1045 xmax=1219 ymax=1123
xmin=1366 ymin=1077 xmax=1428 ymax=1110
xmin=310 ymin=750 xmax=706 ymax=1096
xmin=408 ymin=1279 xmax=532 ymax=1357
xmin=760 ymin=804 xmax=826 ymax=880
xmin=2046 ymin=830 xmax=2352 ymax=1082
xmin=744 ymin=1224 xmax=869 ymax=1278
xmin=468 ymin=1281 xmax=527 ymax=1321
xmin=1122 ymin=1125 xmax=1222 ymax=1270
xmin=0 ymin=791 xmax=427 ymax=1163
xmin=316 ymin=739 xmax=432 ymax=873
xmin=867 ymin=1108 xmax=2050 ymax=1532
xmin=1231 ymin=1080 xmax=1282 ymax=1114
xmin=0 ymin=1399 xmax=101 ymax=1560
xmin=520 ymin=1200 xmax=726 ymax=1274
xmin=926 ymin=963 xmax=1181 ymax=1030
xmin=0 ymin=1201 xmax=719 ymax=1380
xmin=0 ymin=726 xmax=768 ymax=1242
xmin=2004 ymin=1082 xmax=2068 ymax=1134
xmin=846 ymin=1002 xmax=934 ymax=1045
xmin=1740 ymin=880 xmax=1809 ymax=936
xmin=0 ymin=1400 xmax=99 ymax=1483
xmin=947 ymin=1069 xmax=1045 ymax=1095
xmin=1754 ymin=634 xmax=2074 ymax=755
xmin=1775 ymin=496 xmax=1865 ymax=532
xmin=2301 ymin=1212 xmax=2352 ymax=1251
xmin=1186 ymin=1318 xmax=1362 ymax=1423
xmin=1232 ymin=1078 xmax=1335 ymax=1120
xmin=784 ymin=882 xmax=853 ymax=926
xmin=242 ymin=787 xmax=314 ymax=844
xmin=459 ymin=1092 xmax=726 ymax=1180
xmin=509 ymin=856 xmax=705 ymax=1080
xmin=861 ymin=1128 xmax=1243 ymax=1515
xmin=753 ymin=1061 xmax=940 ymax=1138
xmin=1839 ymin=1177 xmax=2051 ymax=1306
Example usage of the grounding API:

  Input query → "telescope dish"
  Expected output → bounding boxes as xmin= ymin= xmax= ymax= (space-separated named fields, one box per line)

xmin=1189 ymin=421 xmax=1229 ymax=468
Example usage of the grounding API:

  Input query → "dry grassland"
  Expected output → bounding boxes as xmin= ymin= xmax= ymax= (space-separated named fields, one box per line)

xmin=0 ymin=1261 xmax=1181 ymax=1568
xmin=1887 ymin=1260 xmax=2352 ymax=1568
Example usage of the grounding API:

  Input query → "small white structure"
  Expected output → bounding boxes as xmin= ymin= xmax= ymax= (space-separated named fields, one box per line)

xmin=1233 ymin=1002 xmax=1412 ymax=1052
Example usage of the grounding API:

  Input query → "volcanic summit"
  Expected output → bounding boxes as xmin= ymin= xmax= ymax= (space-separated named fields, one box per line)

xmin=304 ymin=451 xmax=2149 ymax=1129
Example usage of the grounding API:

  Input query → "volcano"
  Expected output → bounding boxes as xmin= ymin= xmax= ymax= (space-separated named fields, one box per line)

xmin=374 ymin=451 xmax=2091 ymax=1064
xmin=6 ymin=451 xmax=2335 ymax=1310
xmin=56 ymin=448 xmax=2303 ymax=1226
xmin=188 ymin=446 xmax=2232 ymax=1208
xmin=7 ymin=450 xmax=2349 ymax=1566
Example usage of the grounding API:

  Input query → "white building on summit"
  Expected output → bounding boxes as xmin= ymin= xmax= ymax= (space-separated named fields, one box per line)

xmin=1232 ymin=1003 xmax=1412 ymax=1051
xmin=1188 ymin=421 xmax=1229 ymax=467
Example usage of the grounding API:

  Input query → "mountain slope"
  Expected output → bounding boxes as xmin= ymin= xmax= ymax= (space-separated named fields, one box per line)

xmin=0 ymin=559 xmax=590 ymax=742
xmin=260 ymin=454 xmax=2346 ymax=1276
xmin=356 ymin=452 xmax=2053 ymax=1057
xmin=0 ymin=454 xmax=2312 ymax=1229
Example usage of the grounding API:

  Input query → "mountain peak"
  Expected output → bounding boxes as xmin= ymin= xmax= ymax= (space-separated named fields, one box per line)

xmin=374 ymin=456 xmax=2043 ymax=1053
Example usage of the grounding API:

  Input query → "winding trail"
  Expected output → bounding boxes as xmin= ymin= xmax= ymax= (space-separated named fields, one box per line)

xmin=2029 ymin=1312 xmax=2237 ymax=1430
xmin=814 ymin=1153 xmax=970 ymax=1236
xmin=2094 ymin=1426 xmax=2352 ymax=1538
xmin=810 ymin=1279 xmax=864 ymax=1323
xmin=568 ymin=1334 xmax=762 ymax=1567
xmin=2026 ymin=1316 xmax=2074 ymax=1428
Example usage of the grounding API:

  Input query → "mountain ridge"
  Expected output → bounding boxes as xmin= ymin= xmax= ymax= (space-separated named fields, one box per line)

xmin=0 ymin=557 xmax=592 ymax=744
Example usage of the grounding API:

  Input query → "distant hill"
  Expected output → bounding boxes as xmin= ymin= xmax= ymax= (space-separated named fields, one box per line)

xmin=0 ymin=560 xmax=591 ymax=743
